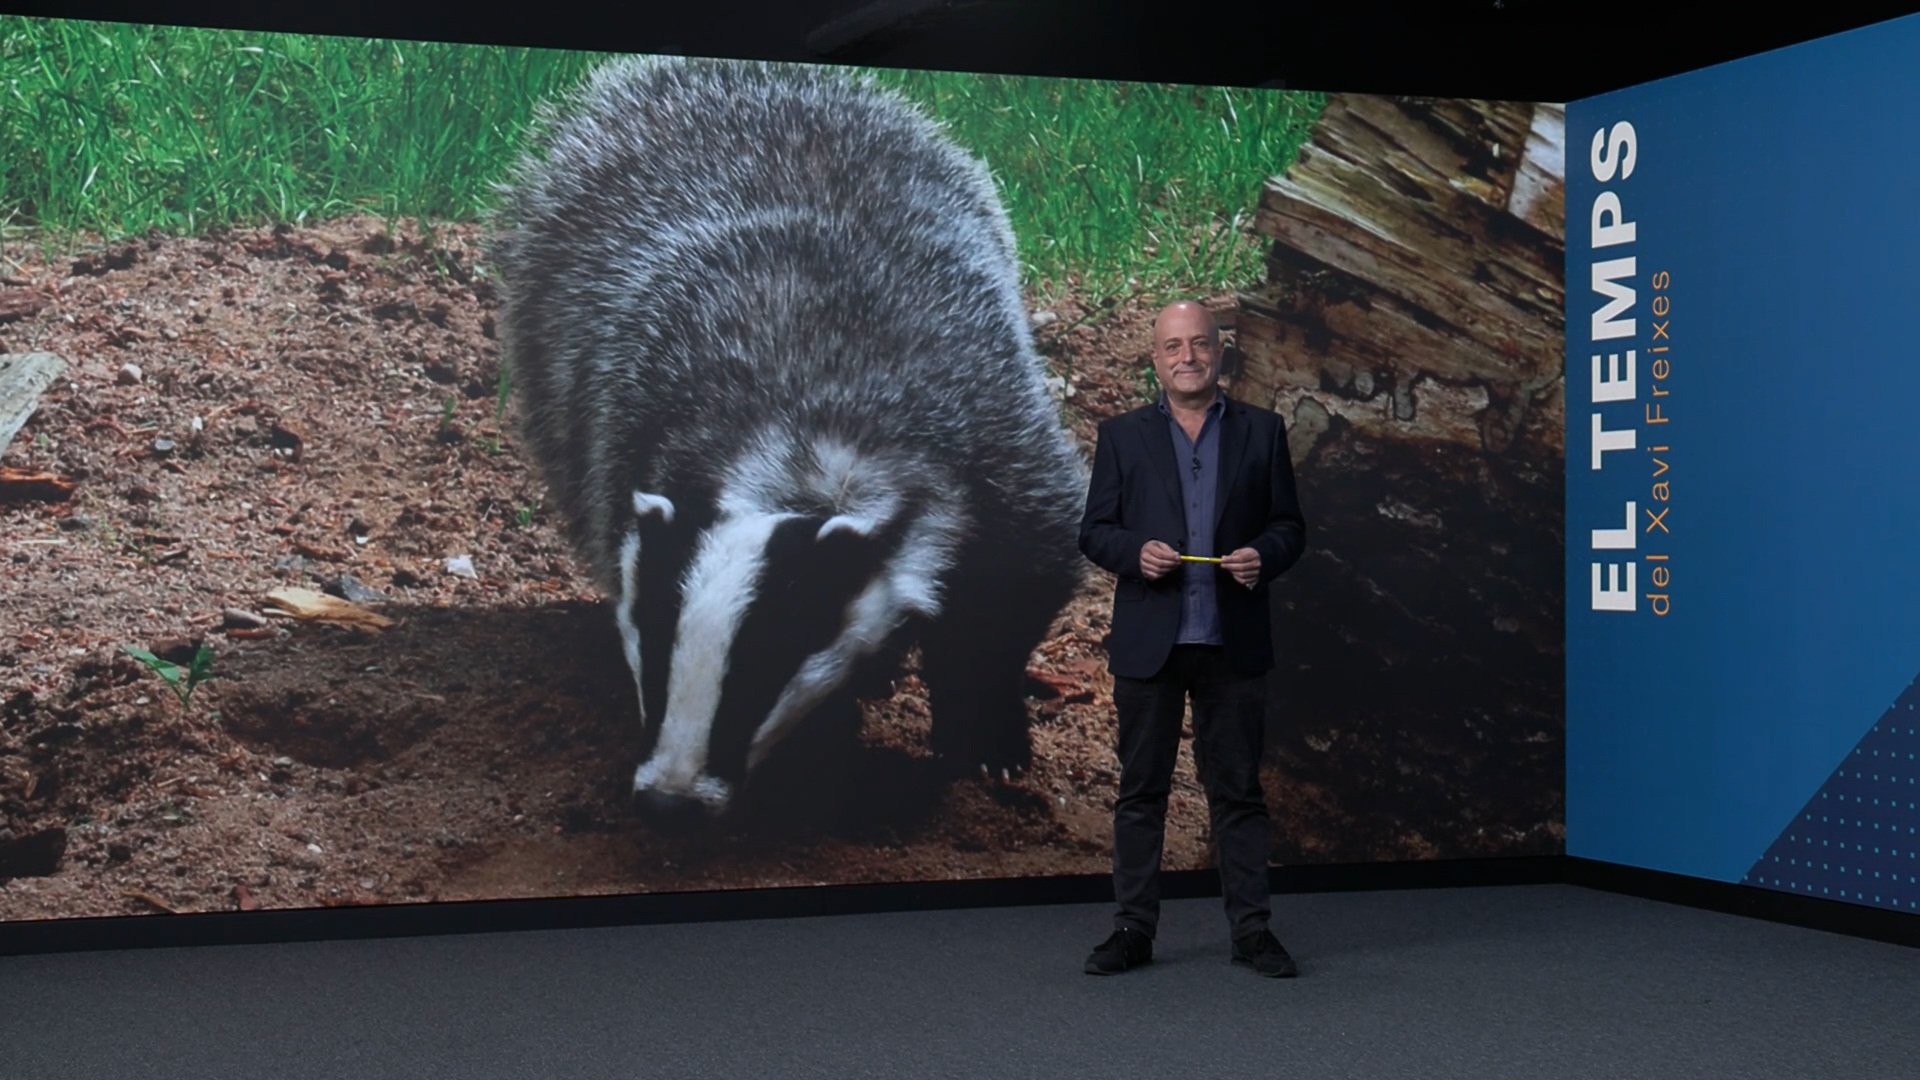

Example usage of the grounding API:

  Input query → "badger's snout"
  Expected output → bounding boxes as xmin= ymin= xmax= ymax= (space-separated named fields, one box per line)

xmin=631 ymin=784 xmax=723 ymax=831
xmin=631 ymin=755 xmax=735 ymax=820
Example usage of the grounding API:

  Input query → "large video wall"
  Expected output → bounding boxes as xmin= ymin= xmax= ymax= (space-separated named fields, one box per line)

xmin=1566 ymin=15 xmax=1920 ymax=913
xmin=0 ymin=17 xmax=1567 ymax=922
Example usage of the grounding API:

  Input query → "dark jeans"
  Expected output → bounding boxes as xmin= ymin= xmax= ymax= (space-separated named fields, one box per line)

xmin=1111 ymin=644 xmax=1272 ymax=940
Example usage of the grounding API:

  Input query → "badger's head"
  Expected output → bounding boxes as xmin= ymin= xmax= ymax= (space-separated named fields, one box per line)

xmin=619 ymin=434 xmax=959 ymax=826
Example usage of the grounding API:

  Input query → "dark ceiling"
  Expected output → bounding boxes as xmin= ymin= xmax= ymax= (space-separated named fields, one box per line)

xmin=3 ymin=0 xmax=1918 ymax=101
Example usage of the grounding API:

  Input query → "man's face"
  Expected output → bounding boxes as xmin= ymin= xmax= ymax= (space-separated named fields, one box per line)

xmin=1152 ymin=305 xmax=1221 ymax=399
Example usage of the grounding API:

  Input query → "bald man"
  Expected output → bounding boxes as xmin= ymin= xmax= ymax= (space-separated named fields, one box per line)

xmin=1077 ymin=301 xmax=1307 ymax=978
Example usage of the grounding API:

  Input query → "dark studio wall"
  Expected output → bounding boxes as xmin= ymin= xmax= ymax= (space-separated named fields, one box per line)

xmin=1 ymin=0 xmax=1919 ymax=101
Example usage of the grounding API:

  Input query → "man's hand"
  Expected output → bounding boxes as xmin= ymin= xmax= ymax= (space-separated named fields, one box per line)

xmin=1221 ymin=547 xmax=1261 ymax=588
xmin=1139 ymin=540 xmax=1181 ymax=581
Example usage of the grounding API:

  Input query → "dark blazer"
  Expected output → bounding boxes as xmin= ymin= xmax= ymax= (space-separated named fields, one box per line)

xmin=1078 ymin=395 xmax=1307 ymax=679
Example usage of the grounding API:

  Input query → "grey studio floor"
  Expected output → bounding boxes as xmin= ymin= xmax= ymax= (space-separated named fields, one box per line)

xmin=2 ymin=884 xmax=1915 ymax=1079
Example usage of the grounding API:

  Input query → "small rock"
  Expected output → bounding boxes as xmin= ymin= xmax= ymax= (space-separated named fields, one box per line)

xmin=151 ymin=437 xmax=175 ymax=457
xmin=445 ymin=555 xmax=477 ymax=579
xmin=190 ymin=416 xmax=204 ymax=433
xmin=57 ymin=514 xmax=94 ymax=533
xmin=268 ymin=421 xmax=304 ymax=459
xmin=150 ymin=637 xmax=200 ymax=665
xmin=0 ymin=826 xmax=66 ymax=878
xmin=116 ymin=363 xmax=143 ymax=386
xmin=306 ymin=842 xmax=323 ymax=855
xmin=222 ymin=608 xmax=268 ymax=629
xmin=390 ymin=568 xmax=423 ymax=589
xmin=272 ymin=555 xmax=309 ymax=572
xmin=1030 ymin=310 xmax=1059 ymax=329
xmin=326 ymin=574 xmax=387 ymax=604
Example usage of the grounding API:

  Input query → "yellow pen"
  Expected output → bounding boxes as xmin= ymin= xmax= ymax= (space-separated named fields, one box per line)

xmin=1178 ymin=555 xmax=1223 ymax=563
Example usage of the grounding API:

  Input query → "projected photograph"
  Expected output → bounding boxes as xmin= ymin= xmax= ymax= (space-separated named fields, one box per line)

xmin=0 ymin=16 xmax=1565 ymax=920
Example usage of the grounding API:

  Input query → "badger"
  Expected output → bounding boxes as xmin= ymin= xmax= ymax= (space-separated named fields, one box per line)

xmin=486 ymin=55 xmax=1088 ymax=823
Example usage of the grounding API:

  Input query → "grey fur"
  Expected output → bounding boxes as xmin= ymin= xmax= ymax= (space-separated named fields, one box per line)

xmin=487 ymin=55 xmax=1087 ymax=804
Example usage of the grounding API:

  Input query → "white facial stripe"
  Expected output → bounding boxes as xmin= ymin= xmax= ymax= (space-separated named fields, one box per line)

xmin=637 ymin=511 xmax=792 ymax=795
xmin=746 ymin=507 xmax=962 ymax=769
xmin=744 ymin=576 xmax=899 ymax=772
xmin=615 ymin=530 xmax=645 ymax=729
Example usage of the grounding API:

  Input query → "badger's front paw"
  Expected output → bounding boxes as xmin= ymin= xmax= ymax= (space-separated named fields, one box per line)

xmin=933 ymin=730 xmax=1033 ymax=785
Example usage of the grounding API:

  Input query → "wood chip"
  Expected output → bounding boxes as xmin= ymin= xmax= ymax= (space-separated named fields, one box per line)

xmin=259 ymin=586 xmax=395 ymax=632
xmin=0 ymin=291 xmax=48 ymax=324
xmin=0 ymin=467 xmax=77 ymax=503
xmin=125 ymin=889 xmax=178 ymax=914
xmin=290 ymin=540 xmax=340 ymax=562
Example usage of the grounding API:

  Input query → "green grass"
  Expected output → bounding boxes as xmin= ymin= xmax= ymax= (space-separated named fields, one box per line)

xmin=863 ymin=68 xmax=1322 ymax=303
xmin=0 ymin=15 xmax=1322 ymax=302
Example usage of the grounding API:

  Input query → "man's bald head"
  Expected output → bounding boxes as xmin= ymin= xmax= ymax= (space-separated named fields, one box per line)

xmin=1153 ymin=301 xmax=1220 ymax=349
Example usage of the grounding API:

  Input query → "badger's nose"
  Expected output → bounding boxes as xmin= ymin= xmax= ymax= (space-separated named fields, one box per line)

xmin=632 ymin=787 xmax=713 ymax=832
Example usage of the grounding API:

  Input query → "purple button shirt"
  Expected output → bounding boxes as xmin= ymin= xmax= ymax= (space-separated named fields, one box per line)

xmin=1160 ymin=393 xmax=1224 ymax=646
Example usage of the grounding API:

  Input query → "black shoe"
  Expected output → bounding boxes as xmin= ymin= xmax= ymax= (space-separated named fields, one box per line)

xmin=1085 ymin=928 xmax=1153 ymax=975
xmin=1231 ymin=929 xmax=1299 ymax=978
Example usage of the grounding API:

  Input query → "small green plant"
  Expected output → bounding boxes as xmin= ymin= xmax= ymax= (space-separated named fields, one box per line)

xmin=437 ymin=394 xmax=459 ymax=439
xmin=494 ymin=362 xmax=512 ymax=426
xmin=482 ymin=362 xmax=513 ymax=458
xmin=514 ymin=504 xmax=534 ymax=528
xmin=1140 ymin=363 xmax=1162 ymax=404
xmin=124 ymin=643 xmax=215 ymax=709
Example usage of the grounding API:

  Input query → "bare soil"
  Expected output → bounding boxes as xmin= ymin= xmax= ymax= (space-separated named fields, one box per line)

xmin=0 ymin=217 xmax=1561 ymax=921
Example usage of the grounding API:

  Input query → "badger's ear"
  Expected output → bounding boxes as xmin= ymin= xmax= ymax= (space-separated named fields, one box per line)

xmin=632 ymin=491 xmax=677 ymax=524
xmin=816 ymin=513 xmax=877 ymax=541
xmin=809 ymin=512 xmax=891 ymax=580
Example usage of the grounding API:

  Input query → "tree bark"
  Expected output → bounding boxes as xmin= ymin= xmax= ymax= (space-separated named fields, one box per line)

xmin=1231 ymin=95 xmax=1565 ymax=460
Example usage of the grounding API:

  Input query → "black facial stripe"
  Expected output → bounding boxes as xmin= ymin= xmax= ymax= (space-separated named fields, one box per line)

xmin=628 ymin=494 xmax=706 ymax=753
xmin=703 ymin=512 xmax=904 ymax=782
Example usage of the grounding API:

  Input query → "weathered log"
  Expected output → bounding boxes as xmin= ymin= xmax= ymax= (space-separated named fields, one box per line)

xmin=1232 ymin=95 xmax=1565 ymax=458
xmin=0 ymin=352 xmax=67 ymax=460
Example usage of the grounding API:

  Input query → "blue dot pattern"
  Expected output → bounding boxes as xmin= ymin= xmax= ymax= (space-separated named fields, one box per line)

xmin=1742 ymin=670 xmax=1920 ymax=913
